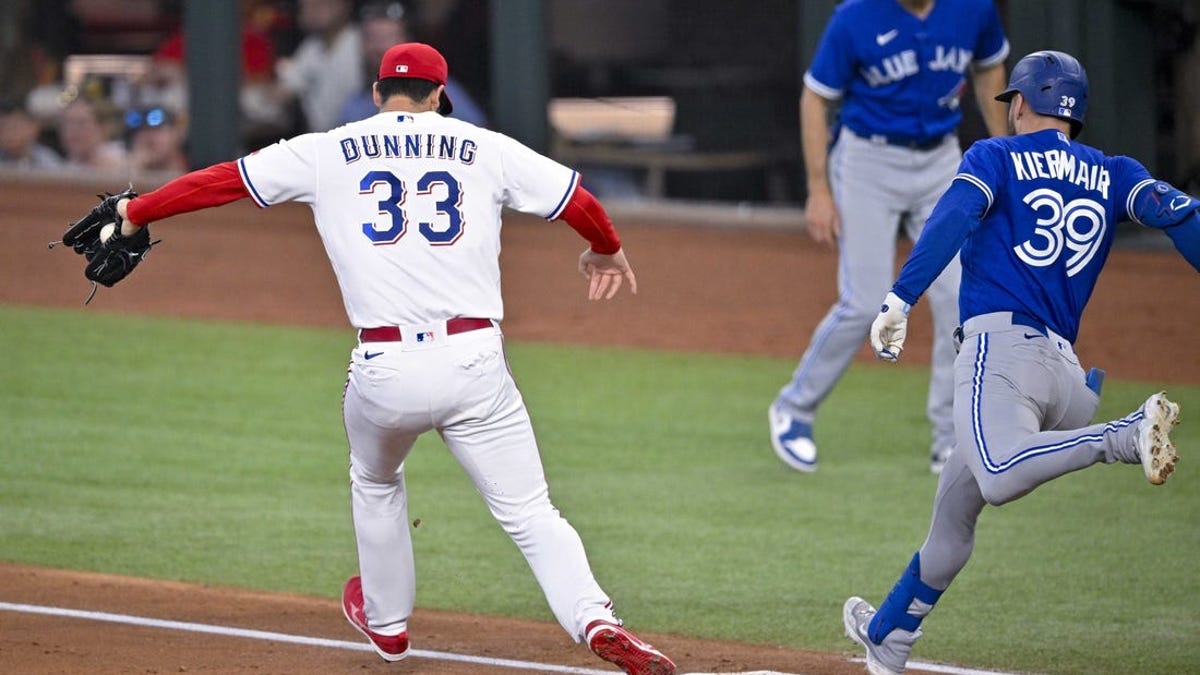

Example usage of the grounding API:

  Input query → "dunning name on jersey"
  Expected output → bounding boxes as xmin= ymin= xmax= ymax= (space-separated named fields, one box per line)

xmin=340 ymin=134 xmax=478 ymax=165
xmin=1009 ymin=148 xmax=1111 ymax=199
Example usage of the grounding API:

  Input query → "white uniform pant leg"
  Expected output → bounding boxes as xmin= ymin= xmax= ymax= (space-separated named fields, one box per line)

xmin=778 ymin=134 xmax=904 ymax=419
xmin=343 ymin=367 xmax=423 ymax=636
xmin=438 ymin=336 xmax=615 ymax=641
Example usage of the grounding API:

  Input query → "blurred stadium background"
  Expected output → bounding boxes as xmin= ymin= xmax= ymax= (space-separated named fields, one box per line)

xmin=0 ymin=0 xmax=1196 ymax=208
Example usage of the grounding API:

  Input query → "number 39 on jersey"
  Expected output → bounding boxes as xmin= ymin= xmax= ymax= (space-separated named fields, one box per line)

xmin=1013 ymin=188 xmax=1106 ymax=278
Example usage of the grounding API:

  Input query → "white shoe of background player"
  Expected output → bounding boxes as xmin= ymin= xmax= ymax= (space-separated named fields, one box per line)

xmin=769 ymin=402 xmax=817 ymax=472
xmin=929 ymin=446 xmax=952 ymax=475
xmin=1136 ymin=392 xmax=1180 ymax=485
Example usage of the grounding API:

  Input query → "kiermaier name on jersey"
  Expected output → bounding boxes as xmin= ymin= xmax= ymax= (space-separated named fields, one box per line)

xmin=1009 ymin=147 xmax=1111 ymax=198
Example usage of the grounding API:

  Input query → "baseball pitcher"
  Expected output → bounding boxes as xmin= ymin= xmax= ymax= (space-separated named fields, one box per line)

xmin=56 ymin=42 xmax=675 ymax=675
xmin=843 ymin=50 xmax=1200 ymax=674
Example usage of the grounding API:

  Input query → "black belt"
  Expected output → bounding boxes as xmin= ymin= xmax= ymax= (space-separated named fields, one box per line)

xmin=882 ymin=135 xmax=947 ymax=151
xmin=359 ymin=317 xmax=493 ymax=342
xmin=853 ymin=129 xmax=949 ymax=151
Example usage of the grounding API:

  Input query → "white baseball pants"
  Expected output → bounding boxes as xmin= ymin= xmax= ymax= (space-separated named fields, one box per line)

xmin=341 ymin=325 xmax=617 ymax=640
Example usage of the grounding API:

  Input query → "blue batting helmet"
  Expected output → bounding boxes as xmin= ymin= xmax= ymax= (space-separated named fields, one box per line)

xmin=995 ymin=50 xmax=1089 ymax=138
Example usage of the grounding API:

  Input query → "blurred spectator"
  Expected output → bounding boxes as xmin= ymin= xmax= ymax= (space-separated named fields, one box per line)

xmin=336 ymin=0 xmax=487 ymax=127
xmin=276 ymin=0 xmax=362 ymax=132
xmin=126 ymin=106 xmax=187 ymax=175
xmin=153 ymin=23 xmax=276 ymax=83
xmin=0 ymin=98 xmax=63 ymax=170
xmin=137 ymin=1 xmax=291 ymax=150
xmin=58 ymin=95 xmax=127 ymax=172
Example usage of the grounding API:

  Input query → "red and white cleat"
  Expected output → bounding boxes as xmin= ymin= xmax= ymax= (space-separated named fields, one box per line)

xmin=585 ymin=620 xmax=676 ymax=675
xmin=341 ymin=576 xmax=410 ymax=662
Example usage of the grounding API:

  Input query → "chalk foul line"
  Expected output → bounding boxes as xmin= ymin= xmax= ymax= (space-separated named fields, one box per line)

xmin=1 ymin=601 xmax=1034 ymax=675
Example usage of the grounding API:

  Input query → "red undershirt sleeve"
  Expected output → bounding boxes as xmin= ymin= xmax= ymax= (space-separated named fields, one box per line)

xmin=125 ymin=161 xmax=251 ymax=226
xmin=555 ymin=185 xmax=621 ymax=254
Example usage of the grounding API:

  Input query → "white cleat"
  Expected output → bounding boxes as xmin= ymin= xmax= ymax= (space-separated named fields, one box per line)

xmin=1137 ymin=392 xmax=1181 ymax=486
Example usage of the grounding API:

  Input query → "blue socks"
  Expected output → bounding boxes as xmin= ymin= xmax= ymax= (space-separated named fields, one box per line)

xmin=868 ymin=552 xmax=944 ymax=644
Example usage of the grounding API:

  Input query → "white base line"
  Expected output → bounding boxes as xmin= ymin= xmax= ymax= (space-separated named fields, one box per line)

xmin=1 ymin=602 xmax=1035 ymax=675
xmin=892 ymin=660 xmax=1039 ymax=675
xmin=0 ymin=602 xmax=612 ymax=675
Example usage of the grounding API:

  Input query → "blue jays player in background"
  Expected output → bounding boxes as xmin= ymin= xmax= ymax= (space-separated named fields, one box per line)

xmin=771 ymin=0 xmax=1010 ymax=475
xmin=842 ymin=50 xmax=1200 ymax=675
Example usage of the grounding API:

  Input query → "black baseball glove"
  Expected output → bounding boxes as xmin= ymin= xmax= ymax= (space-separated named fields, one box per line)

xmin=57 ymin=187 xmax=158 ymax=292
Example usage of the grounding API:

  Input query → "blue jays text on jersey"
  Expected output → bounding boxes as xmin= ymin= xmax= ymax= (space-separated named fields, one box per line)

xmin=861 ymin=45 xmax=974 ymax=87
xmin=804 ymin=0 xmax=1009 ymax=142
xmin=340 ymin=132 xmax=478 ymax=165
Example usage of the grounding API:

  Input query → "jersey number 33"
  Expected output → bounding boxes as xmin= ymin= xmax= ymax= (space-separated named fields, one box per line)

xmin=359 ymin=169 xmax=464 ymax=246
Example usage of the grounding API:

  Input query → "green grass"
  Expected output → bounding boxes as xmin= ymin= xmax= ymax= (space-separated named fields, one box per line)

xmin=1 ymin=304 xmax=1197 ymax=674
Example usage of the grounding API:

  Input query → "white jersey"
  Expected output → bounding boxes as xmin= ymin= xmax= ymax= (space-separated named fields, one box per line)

xmin=237 ymin=111 xmax=579 ymax=328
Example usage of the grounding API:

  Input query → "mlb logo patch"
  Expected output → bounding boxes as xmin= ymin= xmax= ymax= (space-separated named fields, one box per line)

xmin=416 ymin=331 xmax=434 ymax=343
xmin=395 ymin=65 xmax=409 ymax=73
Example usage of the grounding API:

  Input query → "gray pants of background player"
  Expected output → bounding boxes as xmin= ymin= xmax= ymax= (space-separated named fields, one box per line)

xmin=916 ymin=313 xmax=1143 ymax=588
xmin=777 ymin=129 xmax=963 ymax=457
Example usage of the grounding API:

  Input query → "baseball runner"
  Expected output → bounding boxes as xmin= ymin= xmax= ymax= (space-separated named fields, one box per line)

xmin=771 ymin=0 xmax=1009 ymax=474
xmin=57 ymin=42 xmax=675 ymax=675
xmin=843 ymin=50 xmax=1200 ymax=674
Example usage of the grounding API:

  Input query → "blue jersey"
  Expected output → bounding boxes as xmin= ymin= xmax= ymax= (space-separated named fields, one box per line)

xmin=805 ymin=0 xmax=1008 ymax=144
xmin=894 ymin=128 xmax=1200 ymax=343
xmin=952 ymin=130 xmax=1154 ymax=341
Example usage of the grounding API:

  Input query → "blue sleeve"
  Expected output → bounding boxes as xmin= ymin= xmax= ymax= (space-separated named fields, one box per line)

xmin=1164 ymin=212 xmax=1200 ymax=271
xmin=1111 ymin=156 xmax=1153 ymax=222
xmin=893 ymin=179 xmax=989 ymax=304
xmin=973 ymin=1 xmax=1009 ymax=67
xmin=1126 ymin=174 xmax=1200 ymax=271
xmin=806 ymin=9 xmax=856 ymax=96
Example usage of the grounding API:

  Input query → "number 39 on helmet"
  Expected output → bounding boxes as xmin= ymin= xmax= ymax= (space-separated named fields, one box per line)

xmin=995 ymin=50 xmax=1089 ymax=139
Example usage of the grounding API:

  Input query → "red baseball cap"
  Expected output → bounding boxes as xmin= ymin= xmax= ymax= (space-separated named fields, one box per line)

xmin=378 ymin=42 xmax=454 ymax=114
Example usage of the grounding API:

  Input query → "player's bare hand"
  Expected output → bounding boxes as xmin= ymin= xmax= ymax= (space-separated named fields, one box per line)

xmin=578 ymin=247 xmax=638 ymax=300
xmin=804 ymin=188 xmax=840 ymax=247
xmin=869 ymin=291 xmax=911 ymax=362
xmin=115 ymin=197 xmax=141 ymax=234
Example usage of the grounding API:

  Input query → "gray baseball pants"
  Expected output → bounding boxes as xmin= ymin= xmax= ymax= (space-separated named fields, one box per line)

xmin=777 ymin=129 xmax=963 ymax=457
xmin=916 ymin=312 xmax=1144 ymax=587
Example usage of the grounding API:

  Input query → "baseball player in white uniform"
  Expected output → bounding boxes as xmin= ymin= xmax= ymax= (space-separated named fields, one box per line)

xmin=102 ymin=42 xmax=676 ymax=675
